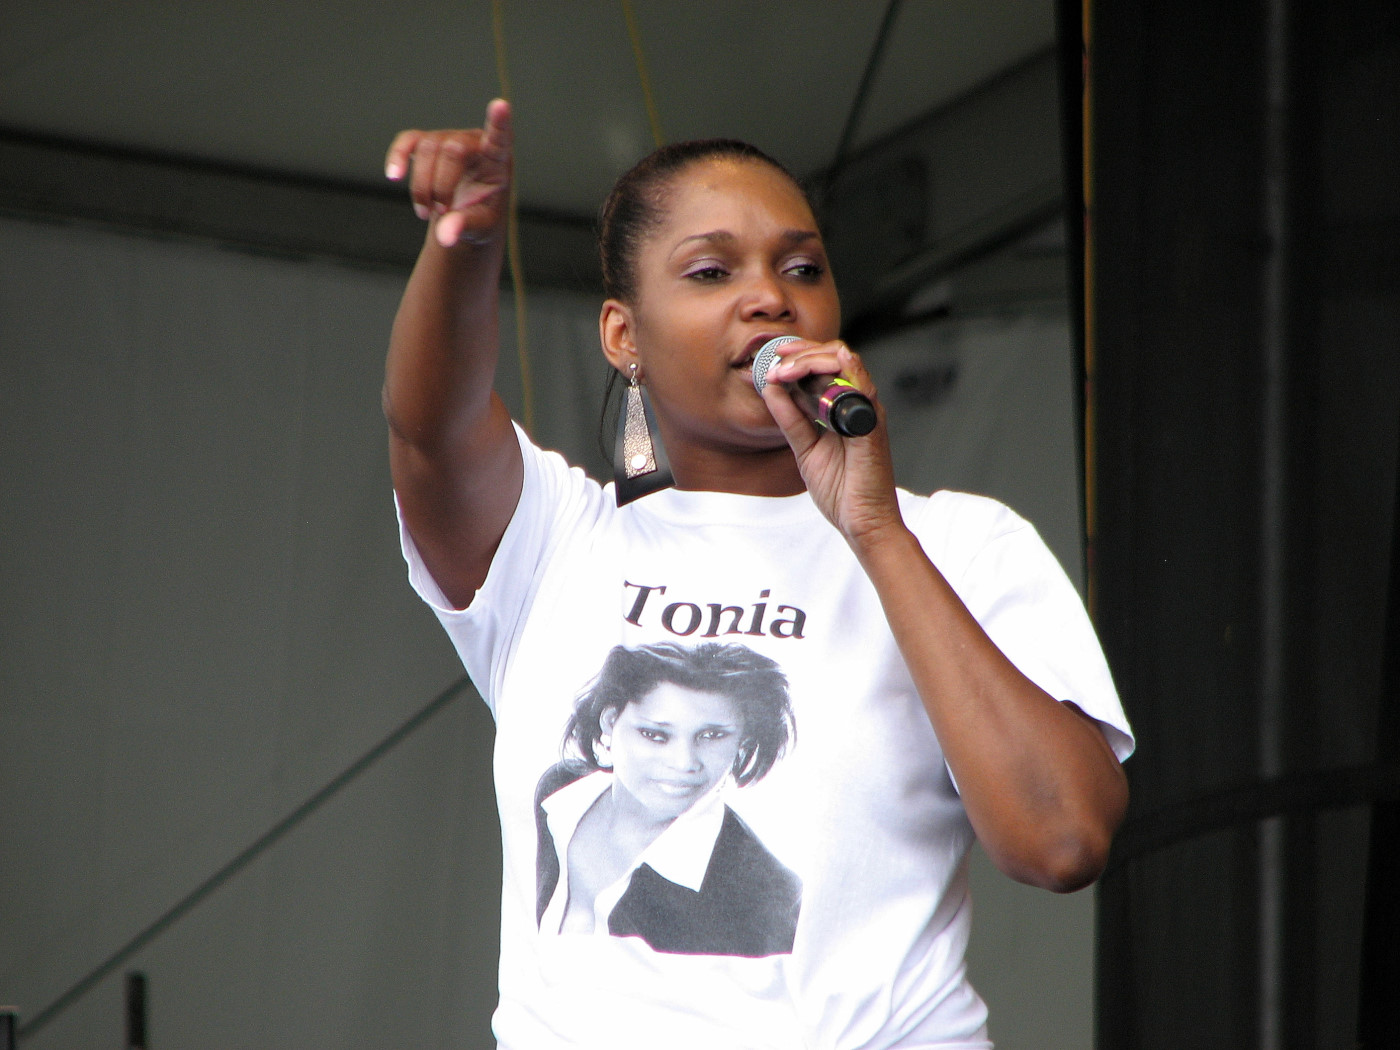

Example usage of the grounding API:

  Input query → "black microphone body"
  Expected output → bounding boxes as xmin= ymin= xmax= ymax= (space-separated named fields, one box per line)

xmin=751 ymin=337 xmax=877 ymax=438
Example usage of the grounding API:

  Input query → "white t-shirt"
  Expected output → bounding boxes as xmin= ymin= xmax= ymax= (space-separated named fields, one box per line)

xmin=400 ymin=425 xmax=1134 ymax=1050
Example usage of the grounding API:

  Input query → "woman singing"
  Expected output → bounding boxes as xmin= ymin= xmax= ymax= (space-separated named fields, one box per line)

xmin=384 ymin=99 xmax=1133 ymax=1049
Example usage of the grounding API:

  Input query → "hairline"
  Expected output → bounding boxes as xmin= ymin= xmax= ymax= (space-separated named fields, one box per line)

xmin=615 ymin=151 xmax=813 ymax=296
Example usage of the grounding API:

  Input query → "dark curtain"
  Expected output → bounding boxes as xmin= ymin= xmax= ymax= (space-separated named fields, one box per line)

xmin=1064 ymin=0 xmax=1400 ymax=1045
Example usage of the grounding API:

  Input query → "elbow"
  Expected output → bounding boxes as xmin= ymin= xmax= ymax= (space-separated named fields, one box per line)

xmin=1035 ymin=829 xmax=1115 ymax=893
xmin=998 ymin=774 xmax=1129 ymax=893
xmin=383 ymin=379 xmax=497 ymax=454
xmin=382 ymin=383 xmax=421 ymax=446
xmin=382 ymin=383 xmax=411 ymax=442
xmin=994 ymin=823 xmax=1114 ymax=894
xmin=383 ymin=382 xmax=446 ymax=452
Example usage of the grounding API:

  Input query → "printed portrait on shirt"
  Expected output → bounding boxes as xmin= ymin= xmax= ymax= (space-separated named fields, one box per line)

xmin=533 ymin=641 xmax=801 ymax=957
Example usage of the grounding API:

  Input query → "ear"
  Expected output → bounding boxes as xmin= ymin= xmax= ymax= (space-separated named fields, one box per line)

xmin=599 ymin=706 xmax=620 ymax=735
xmin=599 ymin=299 xmax=637 ymax=375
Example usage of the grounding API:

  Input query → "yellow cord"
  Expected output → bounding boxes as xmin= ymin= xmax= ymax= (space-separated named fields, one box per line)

xmin=492 ymin=0 xmax=535 ymax=435
xmin=622 ymin=0 xmax=666 ymax=148
xmin=488 ymin=0 xmax=664 ymax=436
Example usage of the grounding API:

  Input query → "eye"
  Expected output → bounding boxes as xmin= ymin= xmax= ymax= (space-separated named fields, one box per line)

xmin=637 ymin=727 xmax=669 ymax=743
xmin=698 ymin=728 xmax=732 ymax=742
xmin=784 ymin=259 xmax=825 ymax=281
xmin=683 ymin=263 xmax=729 ymax=282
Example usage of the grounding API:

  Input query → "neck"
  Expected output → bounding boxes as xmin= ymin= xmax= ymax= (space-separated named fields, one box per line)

xmin=663 ymin=440 xmax=808 ymax=498
xmin=602 ymin=783 xmax=673 ymax=850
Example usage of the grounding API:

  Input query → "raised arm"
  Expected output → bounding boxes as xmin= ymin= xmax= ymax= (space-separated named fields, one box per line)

xmin=383 ymin=100 xmax=523 ymax=610
xmin=761 ymin=341 xmax=1128 ymax=892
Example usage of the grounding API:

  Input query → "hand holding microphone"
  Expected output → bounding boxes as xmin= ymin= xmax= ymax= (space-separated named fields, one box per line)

xmin=751 ymin=336 xmax=877 ymax=438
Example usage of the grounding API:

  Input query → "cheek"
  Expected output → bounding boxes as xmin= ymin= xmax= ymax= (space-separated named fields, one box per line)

xmin=634 ymin=295 xmax=725 ymax=358
xmin=704 ymin=738 xmax=742 ymax=773
xmin=610 ymin=736 xmax=647 ymax=771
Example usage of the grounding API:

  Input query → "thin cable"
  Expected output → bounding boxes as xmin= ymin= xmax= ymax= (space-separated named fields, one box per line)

xmin=492 ymin=0 xmax=535 ymax=435
xmin=823 ymin=0 xmax=902 ymax=202
xmin=16 ymin=677 xmax=474 ymax=1043
xmin=621 ymin=0 xmax=665 ymax=148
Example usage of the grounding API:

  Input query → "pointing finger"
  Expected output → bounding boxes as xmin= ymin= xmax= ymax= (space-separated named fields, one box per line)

xmin=478 ymin=98 xmax=513 ymax=162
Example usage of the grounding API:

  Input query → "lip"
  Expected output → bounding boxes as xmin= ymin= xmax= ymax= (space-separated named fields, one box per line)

xmin=734 ymin=332 xmax=790 ymax=369
xmin=651 ymin=779 xmax=706 ymax=796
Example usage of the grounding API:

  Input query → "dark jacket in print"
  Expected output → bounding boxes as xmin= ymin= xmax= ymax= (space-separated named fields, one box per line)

xmin=535 ymin=763 xmax=801 ymax=957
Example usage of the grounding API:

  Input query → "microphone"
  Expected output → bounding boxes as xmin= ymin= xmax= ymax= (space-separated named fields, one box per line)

xmin=751 ymin=336 xmax=877 ymax=438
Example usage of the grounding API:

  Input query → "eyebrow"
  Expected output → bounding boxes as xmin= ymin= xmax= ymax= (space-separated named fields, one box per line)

xmin=637 ymin=719 xmax=739 ymax=730
xmin=669 ymin=228 xmax=821 ymax=257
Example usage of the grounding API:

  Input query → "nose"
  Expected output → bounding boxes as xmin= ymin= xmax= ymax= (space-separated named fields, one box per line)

xmin=739 ymin=269 xmax=793 ymax=322
xmin=666 ymin=738 xmax=702 ymax=772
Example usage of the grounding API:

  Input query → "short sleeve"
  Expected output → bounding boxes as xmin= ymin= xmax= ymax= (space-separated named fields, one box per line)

xmin=396 ymin=423 xmax=610 ymax=714
xmin=912 ymin=492 xmax=1135 ymax=762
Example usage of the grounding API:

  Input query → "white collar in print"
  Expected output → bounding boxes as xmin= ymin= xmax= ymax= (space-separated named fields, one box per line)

xmin=540 ymin=770 xmax=729 ymax=934
xmin=630 ymin=775 xmax=728 ymax=891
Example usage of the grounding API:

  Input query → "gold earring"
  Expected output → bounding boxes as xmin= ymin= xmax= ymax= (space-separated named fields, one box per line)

xmin=613 ymin=362 xmax=673 ymax=506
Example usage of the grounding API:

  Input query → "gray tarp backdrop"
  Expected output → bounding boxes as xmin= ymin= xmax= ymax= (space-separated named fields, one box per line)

xmin=1 ymin=212 xmax=1094 ymax=1048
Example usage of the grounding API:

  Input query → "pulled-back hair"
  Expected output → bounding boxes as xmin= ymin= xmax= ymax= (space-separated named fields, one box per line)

xmin=563 ymin=642 xmax=794 ymax=787
xmin=593 ymin=140 xmax=817 ymax=458
xmin=597 ymin=139 xmax=810 ymax=304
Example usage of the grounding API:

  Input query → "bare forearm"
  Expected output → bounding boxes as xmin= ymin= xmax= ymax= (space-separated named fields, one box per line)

xmin=380 ymin=110 xmax=523 ymax=609
xmin=383 ymin=229 xmax=506 ymax=449
xmin=763 ymin=340 xmax=1125 ymax=888
xmin=853 ymin=523 xmax=1128 ymax=891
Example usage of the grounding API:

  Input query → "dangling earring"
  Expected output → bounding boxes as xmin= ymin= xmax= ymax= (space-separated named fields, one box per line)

xmin=596 ymin=734 xmax=614 ymax=770
xmin=613 ymin=362 xmax=673 ymax=506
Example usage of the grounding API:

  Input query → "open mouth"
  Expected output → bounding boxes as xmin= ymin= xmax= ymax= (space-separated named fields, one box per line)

xmin=734 ymin=333 xmax=786 ymax=378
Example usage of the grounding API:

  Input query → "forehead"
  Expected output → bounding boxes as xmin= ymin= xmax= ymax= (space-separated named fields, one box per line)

xmin=652 ymin=158 xmax=817 ymax=244
xmin=625 ymin=681 xmax=741 ymax=724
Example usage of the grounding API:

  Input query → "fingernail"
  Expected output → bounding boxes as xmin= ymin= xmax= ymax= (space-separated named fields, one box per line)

xmin=385 ymin=161 xmax=403 ymax=180
xmin=413 ymin=203 xmax=429 ymax=220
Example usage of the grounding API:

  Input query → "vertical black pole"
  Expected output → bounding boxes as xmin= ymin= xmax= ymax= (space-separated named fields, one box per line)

xmin=125 ymin=972 xmax=147 ymax=1050
xmin=1054 ymin=0 xmax=1088 ymax=584
xmin=2 ymin=1009 xmax=16 ymax=1050
xmin=1358 ymin=409 xmax=1400 ymax=1044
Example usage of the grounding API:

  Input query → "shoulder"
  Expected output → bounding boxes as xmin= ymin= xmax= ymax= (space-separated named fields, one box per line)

xmin=479 ymin=429 xmax=618 ymax=607
xmin=534 ymin=761 xmax=587 ymax=808
xmin=900 ymin=487 xmax=1028 ymax=538
xmin=898 ymin=488 xmax=1036 ymax=579
xmin=514 ymin=426 xmax=614 ymax=527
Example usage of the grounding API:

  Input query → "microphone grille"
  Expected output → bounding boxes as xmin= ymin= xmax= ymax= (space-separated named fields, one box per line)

xmin=751 ymin=336 xmax=800 ymax=393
